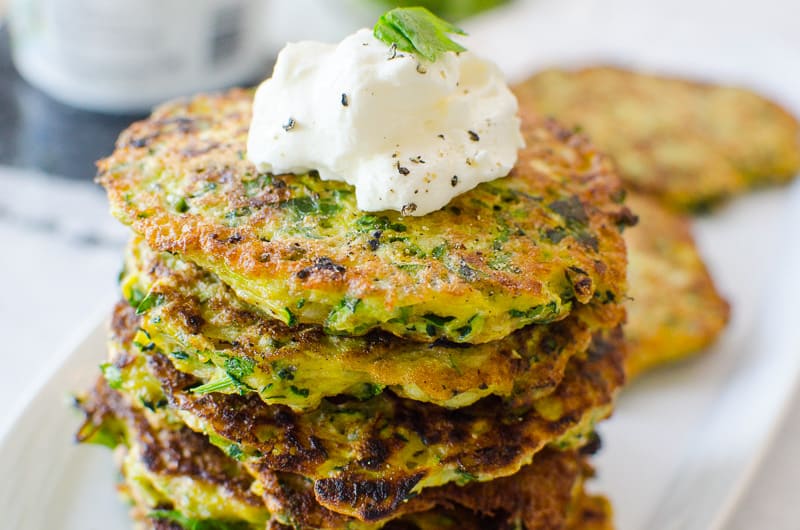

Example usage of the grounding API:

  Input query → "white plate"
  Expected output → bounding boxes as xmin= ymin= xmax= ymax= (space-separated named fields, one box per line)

xmin=0 ymin=318 xmax=129 ymax=530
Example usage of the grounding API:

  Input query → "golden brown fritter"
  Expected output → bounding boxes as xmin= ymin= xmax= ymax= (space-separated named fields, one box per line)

xmin=123 ymin=237 xmax=624 ymax=411
xmin=77 ymin=376 xmax=611 ymax=530
xmin=513 ymin=66 xmax=800 ymax=211
xmin=106 ymin=302 xmax=625 ymax=522
xmin=567 ymin=494 xmax=614 ymax=530
xmin=261 ymin=446 xmax=605 ymax=530
xmin=624 ymin=193 xmax=730 ymax=377
xmin=76 ymin=378 xmax=269 ymax=529
xmin=97 ymin=89 xmax=633 ymax=343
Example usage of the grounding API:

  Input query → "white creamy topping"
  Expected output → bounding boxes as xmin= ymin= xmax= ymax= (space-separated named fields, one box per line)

xmin=247 ymin=28 xmax=524 ymax=216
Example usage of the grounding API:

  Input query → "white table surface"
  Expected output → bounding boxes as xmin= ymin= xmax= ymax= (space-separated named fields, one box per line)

xmin=2 ymin=0 xmax=799 ymax=527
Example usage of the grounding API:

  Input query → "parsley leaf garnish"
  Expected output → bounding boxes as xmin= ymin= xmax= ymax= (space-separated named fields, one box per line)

xmin=191 ymin=375 xmax=236 ymax=395
xmin=374 ymin=7 xmax=466 ymax=61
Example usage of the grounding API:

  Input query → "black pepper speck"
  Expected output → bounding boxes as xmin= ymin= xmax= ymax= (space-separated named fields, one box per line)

xmin=401 ymin=203 xmax=417 ymax=215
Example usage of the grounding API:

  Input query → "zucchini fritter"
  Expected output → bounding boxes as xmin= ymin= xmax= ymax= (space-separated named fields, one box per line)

xmin=77 ymin=377 xmax=610 ymax=530
xmin=107 ymin=302 xmax=624 ymax=522
xmin=76 ymin=381 xmax=268 ymax=529
xmin=567 ymin=494 xmax=614 ymax=530
xmin=97 ymin=89 xmax=633 ymax=343
xmin=624 ymin=193 xmax=730 ymax=377
xmin=123 ymin=237 xmax=624 ymax=411
xmin=513 ymin=66 xmax=800 ymax=211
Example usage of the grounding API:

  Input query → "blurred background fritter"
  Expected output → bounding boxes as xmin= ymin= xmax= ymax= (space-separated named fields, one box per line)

xmin=623 ymin=193 xmax=730 ymax=377
xmin=513 ymin=66 xmax=800 ymax=211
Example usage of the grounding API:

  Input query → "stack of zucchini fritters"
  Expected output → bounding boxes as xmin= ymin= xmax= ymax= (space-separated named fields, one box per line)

xmin=77 ymin=89 xmax=636 ymax=529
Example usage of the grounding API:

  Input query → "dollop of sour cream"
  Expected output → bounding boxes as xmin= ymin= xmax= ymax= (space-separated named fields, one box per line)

xmin=247 ymin=28 xmax=524 ymax=216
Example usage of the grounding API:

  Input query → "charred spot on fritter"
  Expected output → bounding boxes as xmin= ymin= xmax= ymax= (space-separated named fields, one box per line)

xmin=295 ymin=257 xmax=347 ymax=281
xmin=314 ymin=473 xmax=425 ymax=521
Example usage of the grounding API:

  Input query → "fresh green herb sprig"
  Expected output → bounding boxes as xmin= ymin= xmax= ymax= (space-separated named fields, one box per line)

xmin=191 ymin=376 xmax=236 ymax=395
xmin=369 ymin=0 xmax=509 ymax=22
xmin=373 ymin=7 xmax=467 ymax=61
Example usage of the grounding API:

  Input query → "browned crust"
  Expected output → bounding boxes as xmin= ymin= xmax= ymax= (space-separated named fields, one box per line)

xmin=97 ymin=89 xmax=631 ymax=342
xmin=260 ymin=446 xmax=598 ymax=530
xmin=79 ymin=378 xmax=609 ymax=530
xmin=107 ymin=304 xmax=624 ymax=521
xmin=77 ymin=376 xmax=262 ymax=508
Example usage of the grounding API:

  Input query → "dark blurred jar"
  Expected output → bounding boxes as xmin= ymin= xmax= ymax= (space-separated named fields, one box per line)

xmin=8 ymin=0 xmax=268 ymax=113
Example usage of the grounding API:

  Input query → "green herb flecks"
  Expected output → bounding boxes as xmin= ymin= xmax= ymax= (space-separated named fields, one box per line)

xmin=140 ymin=397 xmax=167 ymax=412
xmin=543 ymin=226 xmax=568 ymax=244
xmin=227 ymin=443 xmax=245 ymax=461
xmin=191 ymin=375 xmax=236 ymax=395
xmin=456 ymin=260 xmax=480 ymax=282
xmin=487 ymin=251 xmax=521 ymax=273
xmin=455 ymin=467 xmax=477 ymax=485
xmin=169 ymin=195 xmax=189 ymax=213
xmin=126 ymin=286 xmax=146 ymax=309
xmin=452 ymin=313 xmax=480 ymax=341
xmin=149 ymin=510 xmax=251 ymax=530
xmin=290 ymin=385 xmax=310 ymax=398
xmin=423 ymin=313 xmax=456 ymax=328
xmin=508 ymin=301 xmax=559 ymax=323
xmin=100 ymin=362 xmax=123 ymax=390
xmin=455 ymin=324 xmax=472 ymax=340
xmin=548 ymin=196 xmax=589 ymax=228
xmin=357 ymin=382 xmax=384 ymax=400
xmin=194 ymin=358 xmax=257 ymax=395
xmin=281 ymin=307 xmax=297 ymax=327
xmin=276 ymin=366 xmax=296 ymax=381
xmin=325 ymin=296 xmax=362 ymax=331
xmin=132 ymin=338 xmax=156 ymax=352
xmin=374 ymin=7 xmax=466 ymax=62
xmin=224 ymin=356 xmax=255 ymax=381
xmin=223 ymin=206 xmax=252 ymax=226
xmin=243 ymin=172 xmax=274 ymax=196
xmin=356 ymin=214 xmax=407 ymax=233
xmin=135 ymin=292 xmax=164 ymax=315
xmin=281 ymin=196 xmax=341 ymax=219
xmin=396 ymin=263 xmax=424 ymax=273
xmin=431 ymin=243 xmax=447 ymax=259
xmin=76 ymin=416 xmax=125 ymax=449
